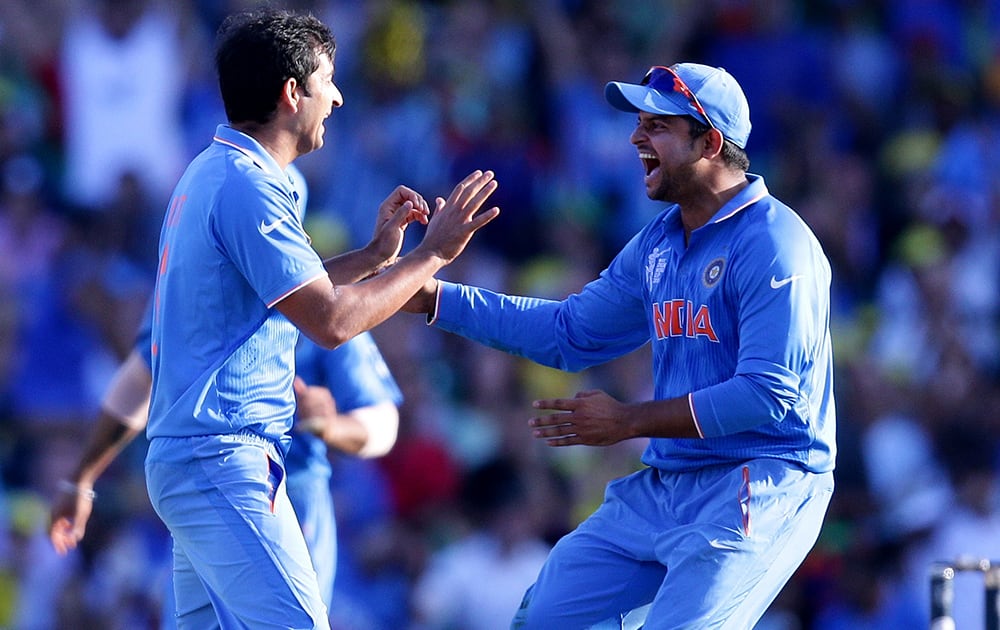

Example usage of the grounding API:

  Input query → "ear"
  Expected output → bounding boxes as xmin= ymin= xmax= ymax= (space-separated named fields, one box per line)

xmin=702 ymin=127 xmax=725 ymax=159
xmin=281 ymin=77 xmax=301 ymax=113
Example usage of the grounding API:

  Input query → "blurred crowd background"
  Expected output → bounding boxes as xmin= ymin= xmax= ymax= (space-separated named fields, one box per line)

xmin=0 ymin=0 xmax=999 ymax=628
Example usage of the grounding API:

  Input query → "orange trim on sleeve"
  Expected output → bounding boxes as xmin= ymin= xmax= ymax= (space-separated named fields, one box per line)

xmin=265 ymin=271 xmax=328 ymax=309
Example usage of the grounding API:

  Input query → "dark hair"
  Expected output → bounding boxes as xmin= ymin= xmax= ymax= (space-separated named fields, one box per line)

xmin=687 ymin=117 xmax=750 ymax=172
xmin=215 ymin=8 xmax=336 ymax=125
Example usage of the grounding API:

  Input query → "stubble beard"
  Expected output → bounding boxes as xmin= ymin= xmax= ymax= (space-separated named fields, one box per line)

xmin=650 ymin=161 xmax=695 ymax=204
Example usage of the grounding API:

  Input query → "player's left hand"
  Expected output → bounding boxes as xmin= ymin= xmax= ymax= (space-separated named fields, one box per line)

xmin=529 ymin=389 xmax=633 ymax=447
xmin=49 ymin=492 xmax=93 ymax=555
xmin=370 ymin=185 xmax=431 ymax=264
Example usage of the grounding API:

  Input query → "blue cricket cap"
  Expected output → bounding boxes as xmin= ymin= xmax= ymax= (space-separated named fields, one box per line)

xmin=605 ymin=63 xmax=752 ymax=149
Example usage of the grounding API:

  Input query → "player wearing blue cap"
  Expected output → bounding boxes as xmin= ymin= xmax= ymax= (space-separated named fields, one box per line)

xmin=143 ymin=7 xmax=498 ymax=627
xmin=405 ymin=62 xmax=835 ymax=628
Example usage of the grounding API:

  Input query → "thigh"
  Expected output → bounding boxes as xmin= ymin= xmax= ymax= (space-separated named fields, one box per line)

xmin=514 ymin=469 xmax=668 ymax=629
xmin=147 ymin=437 xmax=329 ymax=630
xmin=644 ymin=461 xmax=834 ymax=629
xmin=169 ymin=538 xmax=221 ymax=630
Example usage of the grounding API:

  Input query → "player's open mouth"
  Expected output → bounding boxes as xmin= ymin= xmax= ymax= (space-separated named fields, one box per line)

xmin=639 ymin=151 xmax=660 ymax=179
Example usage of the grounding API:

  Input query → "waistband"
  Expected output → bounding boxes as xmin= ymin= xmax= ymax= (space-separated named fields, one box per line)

xmin=148 ymin=429 xmax=284 ymax=464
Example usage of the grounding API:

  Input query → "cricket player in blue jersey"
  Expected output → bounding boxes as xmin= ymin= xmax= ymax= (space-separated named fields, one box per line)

xmin=405 ymin=63 xmax=836 ymax=628
xmin=50 ymin=164 xmax=404 ymax=620
xmin=49 ymin=322 xmax=402 ymax=617
xmin=143 ymin=8 xmax=498 ymax=628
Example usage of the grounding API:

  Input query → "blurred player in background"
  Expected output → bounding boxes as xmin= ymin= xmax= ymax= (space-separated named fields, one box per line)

xmin=405 ymin=62 xmax=836 ymax=628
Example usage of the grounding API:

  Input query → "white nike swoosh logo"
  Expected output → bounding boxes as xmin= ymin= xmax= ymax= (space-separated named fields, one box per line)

xmin=770 ymin=274 xmax=802 ymax=289
xmin=260 ymin=214 xmax=293 ymax=234
xmin=708 ymin=538 xmax=738 ymax=550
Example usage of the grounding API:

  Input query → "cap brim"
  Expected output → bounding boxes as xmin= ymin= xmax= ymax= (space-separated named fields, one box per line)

xmin=605 ymin=81 xmax=690 ymax=117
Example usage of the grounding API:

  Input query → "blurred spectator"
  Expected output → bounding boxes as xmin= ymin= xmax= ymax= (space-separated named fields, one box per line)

xmin=411 ymin=456 xmax=551 ymax=630
xmin=901 ymin=422 xmax=1000 ymax=630
xmin=57 ymin=0 xmax=188 ymax=211
xmin=307 ymin=0 xmax=448 ymax=251
xmin=0 ymin=156 xmax=67 ymax=404
xmin=812 ymin=537 xmax=925 ymax=630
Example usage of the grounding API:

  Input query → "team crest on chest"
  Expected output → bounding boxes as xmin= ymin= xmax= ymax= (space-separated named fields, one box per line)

xmin=702 ymin=257 xmax=726 ymax=288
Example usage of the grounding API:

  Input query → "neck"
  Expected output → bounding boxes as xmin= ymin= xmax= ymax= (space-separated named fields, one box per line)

xmin=679 ymin=174 xmax=749 ymax=239
xmin=230 ymin=122 xmax=295 ymax=169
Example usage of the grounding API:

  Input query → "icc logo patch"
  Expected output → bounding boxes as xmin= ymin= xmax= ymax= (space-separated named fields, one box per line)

xmin=702 ymin=257 xmax=726 ymax=288
xmin=646 ymin=247 xmax=668 ymax=287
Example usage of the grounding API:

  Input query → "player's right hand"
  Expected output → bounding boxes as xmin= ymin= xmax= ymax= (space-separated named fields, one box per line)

xmin=416 ymin=170 xmax=499 ymax=264
xmin=293 ymin=376 xmax=338 ymax=437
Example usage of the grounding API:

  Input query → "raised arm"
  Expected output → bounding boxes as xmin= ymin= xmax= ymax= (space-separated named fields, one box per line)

xmin=277 ymin=170 xmax=499 ymax=349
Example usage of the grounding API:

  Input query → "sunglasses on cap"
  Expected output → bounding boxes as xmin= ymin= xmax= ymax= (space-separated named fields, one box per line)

xmin=642 ymin=65 xmax=717 ymax=132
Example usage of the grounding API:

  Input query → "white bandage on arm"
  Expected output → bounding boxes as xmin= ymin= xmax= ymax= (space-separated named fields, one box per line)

xmin=100 ymin=350 xmax=153 ymax=430
xmin=353 ymin=402 xmax=400 ymax=458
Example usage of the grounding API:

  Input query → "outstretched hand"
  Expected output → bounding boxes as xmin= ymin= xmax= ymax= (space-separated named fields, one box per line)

xmin=416 ymin=170 xmax=500 ymax=264
xmin=529 ymin=390 xmax=633 ymax=447
xmin=369 ymin=185 xmax=431 ymax=265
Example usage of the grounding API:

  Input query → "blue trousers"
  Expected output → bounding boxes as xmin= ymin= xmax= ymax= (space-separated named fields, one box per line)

xmin=146 ymin=433 xmax=329 ymax=629
xmin=512 ymin=459 xmax=833 ymax=629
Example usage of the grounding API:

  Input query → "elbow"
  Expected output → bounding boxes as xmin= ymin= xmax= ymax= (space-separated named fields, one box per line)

xmin=306 ymin=325 xmax=354 ymax=351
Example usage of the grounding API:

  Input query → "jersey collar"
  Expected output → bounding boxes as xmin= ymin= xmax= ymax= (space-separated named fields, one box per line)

xmin=658 ymin=173 xmax=769 ymax=245
xmin=212 ymin=124 xmax=301 ymax=210
xmin=212 ymin=125 xmax=289 ymax=182
xmin=710 ymin=173 xmax=768 ymax=224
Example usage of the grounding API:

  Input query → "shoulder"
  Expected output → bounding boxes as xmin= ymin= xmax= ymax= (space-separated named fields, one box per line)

xmin=727 ymin=196 xmax=830 ymax=287
xmin=209 ymin=155 xmax=297 ymax=222
xmin=739 ymin=197 xmax=821 ymax=254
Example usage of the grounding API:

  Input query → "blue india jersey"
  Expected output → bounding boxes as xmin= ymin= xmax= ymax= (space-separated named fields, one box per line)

xmin=147 ymin=125 xmax=326 ymax=449
xmin=433 ymin=174 xmax=835 ymax=473
xmin=285 ymin=331 xmax=404 ymax=480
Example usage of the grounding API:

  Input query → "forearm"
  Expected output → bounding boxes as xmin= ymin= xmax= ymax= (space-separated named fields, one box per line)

xmin=284 ymin=249 xmax=448 ymax=349
xmin=531 ymin=390 xmax=699 ymax=447
xmin=628 ymin=396 xmax=701 ymax=439
xmin=70 ymin=349 xmax=151 ymax=487
xmin=69 ymin=411 xmax=144 ymax=488
xmin=322 ymin=244 xmax=391 ymax=285
xmin=320 ymin=403 xmax=399 ymax=458
xmin=317 ymin=413 xmax=368 ymax=455
xmin=432 ymin=281 xmax=649 ymax=372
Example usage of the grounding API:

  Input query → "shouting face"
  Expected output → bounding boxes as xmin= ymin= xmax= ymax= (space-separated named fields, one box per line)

xmin=630 ymin=112 xmax=707 ymax=203
xmin=294 ymin=51 xmax=343 ymax=156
